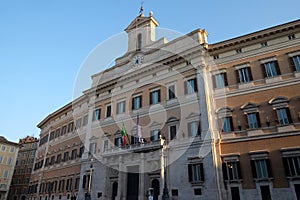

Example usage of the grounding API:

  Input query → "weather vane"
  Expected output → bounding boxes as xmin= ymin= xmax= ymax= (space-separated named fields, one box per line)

xmin=140 ymin=1 xmax=144 ymax=14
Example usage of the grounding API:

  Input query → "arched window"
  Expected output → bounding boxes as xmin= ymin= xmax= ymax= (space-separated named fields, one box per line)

xmin=137 ymin=33 xmax=142 ymax=50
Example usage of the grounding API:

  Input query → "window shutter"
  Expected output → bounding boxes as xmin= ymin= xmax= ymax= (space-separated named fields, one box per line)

xmin=237 ymin=161 xmax=242 ymax=179
xmin=200 ymin=163 xmax=205 ymax=181
xmin=266 ymin=159 xmax=273 ymax=177
xmin=235 ymin=70 xmax=240 ymax=83
xmin=82 ymin=175 xmax=86 ymax=189
xmin=286 ymin=108 xmax=293 ymax=124
xmin=248 ymin=68 xmax=253 ymax=81
xmin=256 ymin=112 xmax=261 ymax=128
xmin=273 ymin=110 xmax=279 ymax=125
xmin=212 ymin=75 xmax=217 ymax=89
xmin=250 ymin=160 xmax=257 ymax=178
xmin=188 ymin=164 xmax=193 ymax=182
xmin=194 ymin=78 xmax=198 ymax=92
xmin=274 ymin=60 xmax=281 ymax=75
xmin=132 ymin=98 xmax=135 ymax=110
xmin=184 ymin=81 xmax=188 ymax=94
xmin=244 ymin=114 xmax=249 ymax=129
xmin=289 ymin=57 xmax=296 ymax=72
xmin=224 ymin=73 xmax=228 ymax=86
xmin=229 ymin=117 xmax=234 ymax=132
xmin=261 ymin=64 xmax=267 ymax=78
xmin=158 ymin=90 xmax=161 ymax=102
xmin=188 ymin=123 xmax=191 ymax=136
xmin=282 ymin=157 xmax=291 ymax=177
xmin=140 ymin=96 xmax=142 ymax=108
xmin=149 ymin=92 xmax=153 ymax=105
xmin=197 ymin=122 xmax=201 ymax=136
xmin=222 ymin=163 xmax=228 ymax=180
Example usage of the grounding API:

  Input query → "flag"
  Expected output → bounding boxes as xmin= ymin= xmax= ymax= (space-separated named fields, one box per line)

xmin=137 ymin=113 xmax=143 ymax=143
xmin=122 ymin=123 xmax=127 ymax=146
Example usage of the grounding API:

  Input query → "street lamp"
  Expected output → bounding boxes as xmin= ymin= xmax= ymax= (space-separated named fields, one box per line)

xmin=85 ymin=158 xmax=94 ymax=200
xmin=161 ymin=136 xmax=169 ymax=200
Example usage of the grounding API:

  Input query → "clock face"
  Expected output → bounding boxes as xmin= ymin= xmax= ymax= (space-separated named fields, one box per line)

xmin=133 ymin=55 xmax=144 ymax=66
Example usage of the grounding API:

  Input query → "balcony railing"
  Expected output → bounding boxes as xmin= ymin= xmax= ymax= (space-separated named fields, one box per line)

xmin=103 ymin=140 xmax=162 ymax=155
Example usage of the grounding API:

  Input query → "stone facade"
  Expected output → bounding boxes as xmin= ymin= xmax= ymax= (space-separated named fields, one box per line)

xmin=0 ymin=137 xmax=19 ymax=200
xmin=8 ymin=136 xmax=39 ymax=200
xmin=28 ymin=11 xmax=300 ymax=200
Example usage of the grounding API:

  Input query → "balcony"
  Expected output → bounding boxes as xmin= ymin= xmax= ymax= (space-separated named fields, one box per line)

xmin=103 ymin=140 xmax=162 ymax=156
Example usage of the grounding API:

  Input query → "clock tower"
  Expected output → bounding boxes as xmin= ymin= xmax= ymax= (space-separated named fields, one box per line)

xmin=125 ymin=10 xmax=159 ymax=52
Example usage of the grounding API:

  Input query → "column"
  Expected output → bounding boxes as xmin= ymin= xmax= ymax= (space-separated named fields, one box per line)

xmin=139 ymin=153 xmax=145 ymax=200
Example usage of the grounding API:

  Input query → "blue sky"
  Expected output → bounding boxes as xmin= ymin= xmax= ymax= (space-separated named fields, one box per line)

xmin=0 ymin=0 xmax=299 ymax=142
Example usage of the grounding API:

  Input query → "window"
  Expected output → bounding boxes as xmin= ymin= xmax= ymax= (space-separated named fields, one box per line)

xmin=150 ymin=130 xmax=160 ymax=141
xmin=1 ymin=145 xmax=6 ymax=151
xmin=79 ymin=146 xmax=85 ymax=158
xmin=172 ymin=189 xmax=178 ymax=196
xmin=231 ymin=187 xmax=241 ymax=200
xmin=63 ymin=152 xmax=69 ymax=162
xmin=106 ymin=105 xmax=112 ymax=118
xmin=282 ymin=156 xmax=300 ymax=177
xmin=50 ymin=156 xmax=55 ymax=165
xmin=117 ymin=101 xmax=126 ymax=114
xmin=75 ymin=177 xmax=80 ymax=190
xmin=83 ymin=114 xmax=89 ymax=126
xmin=67 ymin=122 xmax=74 ymax=133
xmin=237 ymin=67 xmax=253 ymax=83
xmin=261 ymin=41 xmax=268 ymax=47
xmin=247 ymin=112 xmax=261 ymax=129
xmin=56 ymin=154 xmax=62 ymax=164
xmin=29 ymin=158 xmax=34 ymax=164
xmin=3 ymin=170 xmax=9 ymax=178
xmin=66 ymin=178 xmax=73 ymax=191
xmin=260 ymin=186 xmax=272 ymax=200
xmin=59 ymin=180 xmax=65 ymax=192
xmin=75 ymin=118 xmax=82 ymax=129
xmin=114 ymin=137 xmax=122 ymax=148
xmin=188 ymin=163 xmax=204 ymax=182
xmin=27 ymin=168 xmax=32 ymax=174
xmin=167 ymin=84 xmax=176 ymax=100
xmin=45 ymin=158 xmax=49 ymax=167
xmin=194 ymin=188 xmax=202 ymax=196
xmin=185 ymin=78 xmax=198 ymax=94
xmin=214 ymin=73 xmax=228 ymax=88
xmin=169 ymin=125 xmax=177 ymax=140
xmin=10 ymin=147 xmax=15 ymax=153
xmin=55 ymin=128 xmax=60 ymax=138
xmin=276 ymin=108 xmax=292 ymax=125
xmin=291 ymin=55 xmax=300 ymax=72
xmin=89 ymin=143 xmax=97 ymax=154
xmin=236 ymin=48 xmax=242 ymax=54
xmin=103 ymin=140 xmax=109 ymax=152
xmin=132 ymin=95 xmax=142 ymax=110
xmin=71 ymin=149 xmax=77 ymax=160
xmin=221 ymin=117 xmax=233 ymax=132
xmin=150 ymin=89 xmax=161 ymax=105
xmin=93 ymin=108 xmax=101 ymax=121
xmin=222 ymin=161 xmax=242 ymax=181
xmin=0 ymin=156 xmax=2 ymax=163
xmin=251 ymin=159 xmax=272 ymax=179
xmin=262 ymin=61 xmax=281 ymax=78
xmin=49 ymin=131 xmax=55 ymax=141
xmin=7 ymin=157 xmax=12 ymax=165
xmin=188 ymin=121 xmax=201 ymax=137
xmin=288 ymin=34 xmax=296 ymax=40
xmin=61 ymin=125 xmax=67 ymax=135
xmin=137 ymin=33 xmax=142 ymax=50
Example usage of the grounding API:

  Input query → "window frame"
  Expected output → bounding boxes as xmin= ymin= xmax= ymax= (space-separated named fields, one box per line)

xmin=150 ymin=88 xmax=161 ymax=105
xmin=132 ymin=94 xmax=142 ymax=110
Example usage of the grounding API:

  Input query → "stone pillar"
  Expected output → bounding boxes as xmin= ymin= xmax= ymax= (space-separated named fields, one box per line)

xmin=139 ymin=153 xmax=145 ymax=200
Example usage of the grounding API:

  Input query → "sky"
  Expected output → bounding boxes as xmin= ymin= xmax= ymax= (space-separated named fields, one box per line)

xmin=0 ymin=0 xmax=299 ymax=142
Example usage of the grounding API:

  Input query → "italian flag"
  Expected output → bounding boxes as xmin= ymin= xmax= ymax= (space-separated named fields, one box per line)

xmin=122 ymin=123 xmax=127 ymax=146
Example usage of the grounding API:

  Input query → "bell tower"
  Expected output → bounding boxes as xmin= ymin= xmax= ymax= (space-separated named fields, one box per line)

xmin=125 ymin=8 xmax=159 ymax=52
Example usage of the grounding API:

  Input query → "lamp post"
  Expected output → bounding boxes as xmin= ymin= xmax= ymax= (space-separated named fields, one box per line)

xmin=161 ymin=136 xmax=169 ymax=200
xmin=85 ymin=158 xmax=94 ymax=200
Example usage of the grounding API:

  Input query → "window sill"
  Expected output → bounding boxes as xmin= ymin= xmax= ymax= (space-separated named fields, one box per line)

xmin=190 ymin=181 xmax=204 ymax=186
xmin=253 ymin=177 xmax=273 ymax=182
xmin=277 ymin=125 xmax=295 ymax=132
xmin=265 ymin=76 xmax=282 ymax=84
xmin=294 ymin=71 xmax=300 ymax=78
xmin=238 ymin=82 xmax=254 ymax=89
xmin=286 ymin=176 xmax=300 ymax=180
